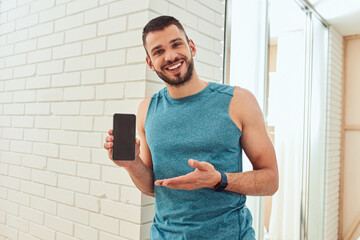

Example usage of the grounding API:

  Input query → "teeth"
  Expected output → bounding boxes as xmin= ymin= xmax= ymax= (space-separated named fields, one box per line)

xmin=168 ymin=62 xmax=181 ymax=70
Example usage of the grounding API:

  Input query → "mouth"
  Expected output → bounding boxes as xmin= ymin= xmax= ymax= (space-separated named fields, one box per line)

xmin=164 ymin=61 xmax=184 ymax=73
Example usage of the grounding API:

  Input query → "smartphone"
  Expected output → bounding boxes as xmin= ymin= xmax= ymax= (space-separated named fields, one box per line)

xmin=112 ymin=113 xmax=136 ymax=161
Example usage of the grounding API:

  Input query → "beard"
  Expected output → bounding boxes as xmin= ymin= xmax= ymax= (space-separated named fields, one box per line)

xmin=154 ymin=57 xmax=194 ymax=87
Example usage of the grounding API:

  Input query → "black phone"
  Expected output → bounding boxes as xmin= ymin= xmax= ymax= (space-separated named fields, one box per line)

xmin=112 ymin=113 xmax=136 ymax=161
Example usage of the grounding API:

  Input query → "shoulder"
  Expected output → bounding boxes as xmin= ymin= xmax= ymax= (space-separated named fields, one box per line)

xmin=137 ymin=87 xmax=166 ymax=121
xmin=232 ymin=86 xmax=259 ymax=108
xmin=230 ymin=87 xmax=263 ymax=130
xmin=137 ymin=96 xmax=152 ymax=130
xmin=138 ymin=96 xmax=152 ymax=112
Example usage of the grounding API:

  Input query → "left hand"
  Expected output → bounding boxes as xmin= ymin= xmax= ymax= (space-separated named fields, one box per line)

xmin=154 ymin=159 xmax=221 ymax=190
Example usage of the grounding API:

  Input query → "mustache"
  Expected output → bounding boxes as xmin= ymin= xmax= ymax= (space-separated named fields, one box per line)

xmin=161 ymin=57 xmax=186 ymax=70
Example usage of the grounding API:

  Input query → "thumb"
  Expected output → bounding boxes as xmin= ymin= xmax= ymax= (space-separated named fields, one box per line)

xmin=188 ymin=159 xmax=209 ymax=171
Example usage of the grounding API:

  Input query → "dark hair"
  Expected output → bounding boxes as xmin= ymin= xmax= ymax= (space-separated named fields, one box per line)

xmin=142 ymin=16 xmax=189 ymax=52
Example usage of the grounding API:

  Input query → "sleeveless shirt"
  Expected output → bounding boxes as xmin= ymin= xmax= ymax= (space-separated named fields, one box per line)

xmin=144 ymin=81 xmax=255 ymax=240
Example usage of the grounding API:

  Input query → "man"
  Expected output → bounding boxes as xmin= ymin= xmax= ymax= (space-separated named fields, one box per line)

xmin=104 ymin=16 xmax=278 ymax=239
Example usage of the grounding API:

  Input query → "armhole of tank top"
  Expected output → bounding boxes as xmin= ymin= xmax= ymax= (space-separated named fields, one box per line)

xmin=144 ymin=96 xmax=155 ymax=131
xmin=227 ymin=86 xmax=243 ymax=137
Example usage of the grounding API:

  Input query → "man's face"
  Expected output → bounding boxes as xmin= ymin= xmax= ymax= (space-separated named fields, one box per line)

xmin=145 ymin=25 xmax=196 ymax=87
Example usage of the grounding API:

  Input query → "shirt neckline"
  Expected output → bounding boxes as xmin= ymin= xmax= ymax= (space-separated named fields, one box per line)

xmin=164 ymin=82 xmax=213 ymax=103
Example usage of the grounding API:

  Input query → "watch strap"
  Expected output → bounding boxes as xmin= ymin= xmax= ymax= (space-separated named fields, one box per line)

xmin=214 ymin=171 xmax=228 ymax=192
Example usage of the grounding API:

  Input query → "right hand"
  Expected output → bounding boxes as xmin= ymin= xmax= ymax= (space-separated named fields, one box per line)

xmin=104 ymin=129 xmax=140 ymax=168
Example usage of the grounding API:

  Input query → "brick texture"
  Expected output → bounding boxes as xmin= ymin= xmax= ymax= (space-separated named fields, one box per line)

xmin=0 ymin=0 xmax=225 ymax=239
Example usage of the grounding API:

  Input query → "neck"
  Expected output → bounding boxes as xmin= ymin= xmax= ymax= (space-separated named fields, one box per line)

xmin=165 ymin=71 xmax=208 ymax=99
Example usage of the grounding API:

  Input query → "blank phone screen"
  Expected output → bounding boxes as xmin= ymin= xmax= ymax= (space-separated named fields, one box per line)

xmin=112 ymin=113 xmax=136 ymax=161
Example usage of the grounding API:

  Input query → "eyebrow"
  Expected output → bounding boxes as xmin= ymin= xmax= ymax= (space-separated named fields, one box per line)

xmin=150 ymin=38 xmax=184 ymax=55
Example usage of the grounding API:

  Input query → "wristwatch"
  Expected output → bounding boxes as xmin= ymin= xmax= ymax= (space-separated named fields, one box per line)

xmin=214 ymin=171 xmax=228 ymax=192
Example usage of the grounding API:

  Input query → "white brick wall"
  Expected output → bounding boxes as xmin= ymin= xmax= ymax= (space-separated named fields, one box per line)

xmin=0 ymin=0 xmax=225 ymax=239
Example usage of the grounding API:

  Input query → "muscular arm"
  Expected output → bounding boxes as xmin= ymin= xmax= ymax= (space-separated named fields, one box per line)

xmin=126 ymin=153 xmax=154 ymax=197
xmin=226 ymin=87 xmax=278 ymax=196
xmin=127 ymin=97 xmax=154 ymax=196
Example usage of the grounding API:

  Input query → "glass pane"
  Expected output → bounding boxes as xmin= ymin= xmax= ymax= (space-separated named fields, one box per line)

xmin=227 ymin=0 xmax=268 ymax=108
xmin=308 ymin=16 xmax=328 ymax=240
xmin=225 ymin=0 xmax=268 ymax=238
xmin=265 ymin=0 xmax=307 ymax=239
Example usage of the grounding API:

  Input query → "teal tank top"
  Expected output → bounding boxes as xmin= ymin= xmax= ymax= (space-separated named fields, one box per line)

xmin=145 ymin=82 xmax=255 ymax=240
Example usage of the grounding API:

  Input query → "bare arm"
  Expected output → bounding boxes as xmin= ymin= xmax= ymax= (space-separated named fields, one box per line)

xmin=128 ymin=97 xmax=154 ymax=196
xmin=104 ymin=97 xmax=155 ymax=197
xmin=225 ymin=87 xmax=278 ymax=196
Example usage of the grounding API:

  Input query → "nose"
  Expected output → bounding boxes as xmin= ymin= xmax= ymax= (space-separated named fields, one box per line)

xmin=164 ymin=49 xmax=178 ymax=63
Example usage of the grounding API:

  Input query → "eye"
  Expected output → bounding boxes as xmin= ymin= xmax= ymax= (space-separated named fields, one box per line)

xmin=153 ymin=49 xmax=164 ymax=56
xmin=173 ymin=42 xmax=182 ymax=47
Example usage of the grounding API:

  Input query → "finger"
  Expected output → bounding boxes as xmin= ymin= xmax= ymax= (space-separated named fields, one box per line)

xmin=108 ymin=147 xmax=113 ymax=160
xmin=155 ymin=180 xmax=164 ymax=186
xmin=188 ymin=159 xmax=209 ymax=171
xmin=155 ymin=175 xmax=195 ymax=190
xmin=155 ymin=179 xmax=178 ymax=188
xmin=104 ymin=142 xmax=113 ymax=149
xmin=155 ymin=179 xmax=175 ymax=187
xmin=105 ymin=135 xmax=113 ymax=142
xmin=136 ymin=138 xmax=140 ymax=146
xmin=155 ymin=178 xmax=178 ymax=187
xmin=164 ymin=174 xmax=192 ymax=187
xmin=108 ymin=129 xmax=113 ymax=135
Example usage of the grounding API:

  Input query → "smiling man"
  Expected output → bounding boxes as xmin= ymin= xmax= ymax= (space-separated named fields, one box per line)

xmin=144 ymin=20 xmax=195 ymax=89
xmin=104 ymin=16 xmax=278 ymax=240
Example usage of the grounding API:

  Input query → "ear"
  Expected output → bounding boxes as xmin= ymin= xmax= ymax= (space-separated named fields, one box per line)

xmin=146 ymin=56 xmax=155 ymax=71
xmin=189 ymin=39 xmax=196 ymax=57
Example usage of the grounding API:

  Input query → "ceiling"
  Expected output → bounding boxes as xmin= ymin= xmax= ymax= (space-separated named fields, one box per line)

xmin=309 ymin=0 xmax=360 ymax=36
